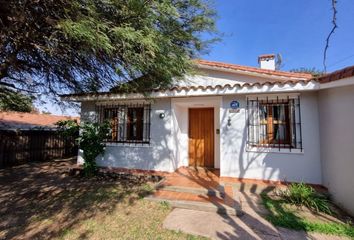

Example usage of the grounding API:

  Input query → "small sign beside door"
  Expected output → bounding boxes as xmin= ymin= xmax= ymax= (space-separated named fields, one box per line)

xmin=229 ymin=100 xmax=240 ymax=113
xmin=230 ymin=100 xmax=240 ymax=109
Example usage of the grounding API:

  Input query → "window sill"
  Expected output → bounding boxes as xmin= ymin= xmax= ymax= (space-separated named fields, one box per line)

xmin=105 ymin=142 xmax=152 ymax=148
xmin=246 ymin=146 xmax=304 ymax=154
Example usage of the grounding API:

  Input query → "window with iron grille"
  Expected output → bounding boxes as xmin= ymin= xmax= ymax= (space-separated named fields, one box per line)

xmin=96 ymin=103 xmax=151 ymax=144
xmin=246 ymin=96 xmax=302 ymax=151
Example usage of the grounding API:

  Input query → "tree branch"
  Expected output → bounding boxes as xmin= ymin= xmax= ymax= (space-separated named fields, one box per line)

xmin=0 ymin=80 xmax=38 ymax=93
xmin=323 ymin=0 xmax=338 ymax=73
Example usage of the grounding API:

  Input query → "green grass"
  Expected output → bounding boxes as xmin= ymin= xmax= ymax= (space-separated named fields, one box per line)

xmin=1 ymin=177 xmax=206 ymax=240
xmin=55 ymin=185 xmax=207 ymax=240
xmin=261 ymin=193 xmax=354 ymax=238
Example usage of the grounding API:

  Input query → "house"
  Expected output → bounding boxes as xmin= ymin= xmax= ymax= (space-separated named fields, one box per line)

xmin=63 ymin=55 xmax=354 ymax=215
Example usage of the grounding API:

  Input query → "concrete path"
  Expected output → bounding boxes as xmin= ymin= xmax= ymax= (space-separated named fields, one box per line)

xmin=163 ymin=208 xmax=350 ymax=240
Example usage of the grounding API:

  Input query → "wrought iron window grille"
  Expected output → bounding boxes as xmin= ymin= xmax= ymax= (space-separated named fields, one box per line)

xmin=96 ymin=103 xmax=151 ymax=145
xmin=246 ymin=96 xmax=303 ymax=152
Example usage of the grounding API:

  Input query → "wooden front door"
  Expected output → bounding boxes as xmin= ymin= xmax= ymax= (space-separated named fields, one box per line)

xmin=188 ymin=108 xmax=214 ymax=168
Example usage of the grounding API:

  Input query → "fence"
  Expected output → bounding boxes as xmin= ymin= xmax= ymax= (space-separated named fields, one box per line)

xmin=0 ymin=129 xmax=78 ymax=168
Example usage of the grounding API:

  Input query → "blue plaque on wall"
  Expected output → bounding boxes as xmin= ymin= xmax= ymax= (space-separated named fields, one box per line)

xmin=230 ymin=100 xmax=240 ymax=109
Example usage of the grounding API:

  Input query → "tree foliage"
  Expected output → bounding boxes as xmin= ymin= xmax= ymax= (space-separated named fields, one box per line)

xmin=57 ymin=119 xmax=110 ymax=176
xmin=0 ymin=0 xmax=217 ymax=96
xmin=0 ymin=87 xmax=33 ymax=112
xmin=290 ymin=67 xmax=325 ymax=77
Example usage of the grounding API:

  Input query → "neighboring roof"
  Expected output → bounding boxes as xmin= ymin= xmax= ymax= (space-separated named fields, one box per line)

xmin=0 ymin=112 xmax=79 ymax=130
xmin=317 ymin=65 xmax=354 ymax=83
xmin=195 ymin=59 xmax=313 ymax=80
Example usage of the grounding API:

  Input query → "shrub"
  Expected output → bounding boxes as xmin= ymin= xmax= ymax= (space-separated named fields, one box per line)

xmin=57 ymin=120 xmax=110 ymax=177
xmin=279 ymin=182 xmax=331 ymax=214
xmin=56 ymin=119 xmax=80 ymax=136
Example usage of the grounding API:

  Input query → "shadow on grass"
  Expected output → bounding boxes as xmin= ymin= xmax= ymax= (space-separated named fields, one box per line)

xmin=261 ymin=193 xmax=354 ymax=238
xmin=0 ymin=160 xmax=154 ymax=240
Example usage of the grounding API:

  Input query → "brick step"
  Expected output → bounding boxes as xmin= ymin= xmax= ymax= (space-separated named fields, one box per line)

xmin=151 ymin=190 xmax=226 ymax=203
xmin=145 ymin=191 xmax=243 ymax=216
xmin=159 ymin=185 xmax=225 ymax=198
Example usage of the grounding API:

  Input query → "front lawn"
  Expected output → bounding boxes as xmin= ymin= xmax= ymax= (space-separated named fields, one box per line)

xmin=0 ymin=160 xmax=204 ymax=240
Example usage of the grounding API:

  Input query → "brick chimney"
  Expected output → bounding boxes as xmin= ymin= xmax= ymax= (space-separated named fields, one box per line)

xmin=258 ymin=54 xmax=276 ymax=70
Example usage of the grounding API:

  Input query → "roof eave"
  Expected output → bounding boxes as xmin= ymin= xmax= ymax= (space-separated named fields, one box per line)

xmin=61 ymin=80 xmax=319 ymax=102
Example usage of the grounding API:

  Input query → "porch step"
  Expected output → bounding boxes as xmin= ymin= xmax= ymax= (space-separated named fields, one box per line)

xmin=146 ymin=194 xmax=243 ymax=216
xmin=159 ymin=185 xmax=225 ymax=198
xmin=145 ymin=190 xmax=243 ymax=216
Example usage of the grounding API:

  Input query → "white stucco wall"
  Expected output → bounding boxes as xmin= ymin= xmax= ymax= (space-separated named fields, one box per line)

xmin=220 ymin=92 xmax=322 ymax=184
xmin=79 ymin=99 xmax=175 ymax=172
xmin=79 ymin=92 xmax=322 ymax=183
xmin=318 ymin=84 xmax=354 ymax=215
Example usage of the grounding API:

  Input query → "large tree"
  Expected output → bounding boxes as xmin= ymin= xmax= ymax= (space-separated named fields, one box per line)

xmin=0 ymin=88 xmax=34 ymax=112
xmin=0 ymin=0 xmax=217 ymax=97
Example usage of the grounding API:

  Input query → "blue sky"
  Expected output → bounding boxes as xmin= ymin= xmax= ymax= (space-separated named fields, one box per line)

xmin=202 ymin=0 xmax=354 ymax=72
xmin=40 ymin=0 xmax=354 ymax=115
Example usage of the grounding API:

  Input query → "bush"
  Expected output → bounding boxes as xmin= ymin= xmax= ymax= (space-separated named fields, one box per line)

xmin=56 ymin=119 xmax=80 ymax=136
xmin=57 ymin=120 xmax=110 ymax=177
xmin=279 ymin=182 xmax=331 ymax=214
xmin=79 ymin=122 xmax=110 ymax=176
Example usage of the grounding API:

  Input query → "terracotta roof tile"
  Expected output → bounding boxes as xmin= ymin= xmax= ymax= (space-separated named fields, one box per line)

xmin=61 ymin=79 xmax=316 ymax=100
xmin=0 ymin=112 xmax=79 ymax=130
xmin=195 ymin=59 xmax=313 ymax=80
xmin=61 ymin=59 xmax=318 ymax=100
xmin=317 ymin=65 xmax=354 ymax=83
xmin=166 ymin=79 xmax=314 ymax=92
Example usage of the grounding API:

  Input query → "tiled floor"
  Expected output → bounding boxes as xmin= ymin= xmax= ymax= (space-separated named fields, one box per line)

xmin=160 ymin=167 xmax=221 ymax=190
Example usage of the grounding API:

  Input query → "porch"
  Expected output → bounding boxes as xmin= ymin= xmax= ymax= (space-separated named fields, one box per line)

xmin=147 ymin=167 xmax=282 ymax=216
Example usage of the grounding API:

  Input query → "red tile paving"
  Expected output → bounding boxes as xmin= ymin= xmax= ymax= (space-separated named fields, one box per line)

xmin=220 ymin=176 xmax=287 ymax=186
xmin=160 ymin=167 xmax=221 ymax=190
xmin=160 ymin=167 xmax=292 ymax=189
xmin=220 ymin=176 xmax=327 ymax=192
